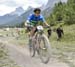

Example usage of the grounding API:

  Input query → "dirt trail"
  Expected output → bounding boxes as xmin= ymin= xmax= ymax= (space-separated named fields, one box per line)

xmin=0 ymin=38 xmax=69 ymax=67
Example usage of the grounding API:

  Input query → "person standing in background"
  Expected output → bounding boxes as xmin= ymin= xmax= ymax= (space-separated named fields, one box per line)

xmin=56 ymin=25 xmax=64 ymax=41
xmin=47 ymin=27 xmax=52 ymax=39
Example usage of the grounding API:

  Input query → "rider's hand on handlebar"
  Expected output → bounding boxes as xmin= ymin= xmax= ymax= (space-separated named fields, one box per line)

xmin=25 ymin=22 xmax=33 ymax=28
xmin=43 ymin=25 xmax=50 ymax=28
xmin=44 ymin=22 xmax=50 ymax=28
xmin=43 ymin=23 xmax=50 ymax=28
xmin=45 ymin=24 xmax=50 ymax=28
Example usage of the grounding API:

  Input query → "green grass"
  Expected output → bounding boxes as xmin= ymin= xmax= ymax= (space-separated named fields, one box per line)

xmin=0 ymin=25 xmax=75 ymax=66
xmin=48 ymin=24 xmax=75 ymax=66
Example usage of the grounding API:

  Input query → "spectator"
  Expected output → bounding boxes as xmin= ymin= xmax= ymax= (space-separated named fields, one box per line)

xmin=56 ymin=25 xmax=64 ymax=41
xmin=47 ymin=27 xmax=52 ymax=39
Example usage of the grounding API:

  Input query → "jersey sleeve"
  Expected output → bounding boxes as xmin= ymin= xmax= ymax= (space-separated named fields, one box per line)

xmin=40 ymin=15 xmax=46 ymax=23
xmin=26 ymin=14 xmax=32 ymax=23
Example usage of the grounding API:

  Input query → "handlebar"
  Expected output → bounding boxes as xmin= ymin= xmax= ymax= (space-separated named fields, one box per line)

xmin=43 ymin=26 xmax=50 ymax=28
xmin=25 ymin=21 xmax=50 ymax=28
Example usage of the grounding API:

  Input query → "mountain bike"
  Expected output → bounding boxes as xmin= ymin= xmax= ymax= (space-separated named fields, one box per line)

xmin=28 ymin=24 xmax=52 ymax=64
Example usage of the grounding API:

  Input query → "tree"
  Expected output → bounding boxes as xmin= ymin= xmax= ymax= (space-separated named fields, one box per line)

xmin=48 ymin=0 xmax=75 ymax=25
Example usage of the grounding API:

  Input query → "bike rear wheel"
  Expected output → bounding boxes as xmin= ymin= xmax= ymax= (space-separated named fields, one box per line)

xmin=38 ymin=34 xmax=52 ymax=64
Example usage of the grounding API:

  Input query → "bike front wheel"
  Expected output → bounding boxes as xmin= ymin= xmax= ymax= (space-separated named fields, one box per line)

xmin=38 ymin=34 xmax=52 ymax=64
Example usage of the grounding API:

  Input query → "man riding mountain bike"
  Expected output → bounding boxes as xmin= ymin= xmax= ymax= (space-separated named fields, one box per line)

xmin=25 ymin=8 xmax=51 ymax=64
xmin=25 ymin=8 xmax=49 ymax=37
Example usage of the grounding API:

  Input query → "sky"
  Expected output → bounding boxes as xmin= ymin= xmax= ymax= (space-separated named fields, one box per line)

xmin=0 ymin=0 xmax=48 ymax=16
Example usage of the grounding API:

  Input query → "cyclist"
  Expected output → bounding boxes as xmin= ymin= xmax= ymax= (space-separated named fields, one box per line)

xmin=25 ymin=8 xmax=49 ymax=37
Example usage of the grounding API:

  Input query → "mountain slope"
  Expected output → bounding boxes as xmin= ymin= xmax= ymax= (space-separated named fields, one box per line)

xmin=10 ymin=7 xmax=25 ymax=16
xmin=0 ymin=7 xmax=25 ymax=26
xmin=0 ymin=14 xmax=18 ymax=25
xmin=0 ymin=0 xmax=67 ymax=27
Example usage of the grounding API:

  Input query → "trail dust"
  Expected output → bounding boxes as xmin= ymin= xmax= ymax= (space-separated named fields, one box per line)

xmin=0 ymin=39 xmax=69 ymax=67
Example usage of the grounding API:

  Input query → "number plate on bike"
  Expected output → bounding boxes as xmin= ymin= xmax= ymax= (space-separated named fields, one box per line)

xmin=37 ymin=26 xmax=44 ymax=31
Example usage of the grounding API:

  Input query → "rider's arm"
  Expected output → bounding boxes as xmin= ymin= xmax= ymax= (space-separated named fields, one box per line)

xmin=25 ymin=14 xmax=32 ymax=27
xmin=44 ymin=22 xmax=49 ymax=26
xmin=40 ymin=15 xmax=49 ymax=26
xmin=27 ymin=14 xmax=33 ymax=22
xmin=24 ymin=20 xmax=30 ymax=27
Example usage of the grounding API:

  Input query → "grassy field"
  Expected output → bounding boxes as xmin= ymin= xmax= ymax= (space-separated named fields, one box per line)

xmin=8 ymin=24 xmax=75 ymax=47
xmin=0 ymin=24 xmax=75 ymax=67
xmin=49 ymin=24 xmax=75 ymax=67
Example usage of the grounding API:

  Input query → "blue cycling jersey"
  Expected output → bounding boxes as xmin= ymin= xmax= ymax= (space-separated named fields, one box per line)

xmin=27 ymin=14 xmax=45 ymax=23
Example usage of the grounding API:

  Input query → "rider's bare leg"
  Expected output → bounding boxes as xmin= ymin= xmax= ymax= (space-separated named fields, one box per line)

xmin=30 ymin=27 xmax=36 ymax=37
xmin=28 ymin=27 xmax=36 ymax=48
xmin=28 ymin=27 xmax=36 ymax=42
